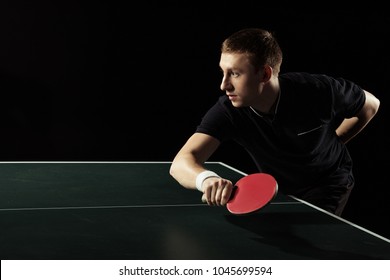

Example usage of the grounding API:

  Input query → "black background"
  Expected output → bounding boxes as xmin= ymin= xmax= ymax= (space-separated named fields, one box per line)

xmin=1 ymin=2 xmax=388 ymax=239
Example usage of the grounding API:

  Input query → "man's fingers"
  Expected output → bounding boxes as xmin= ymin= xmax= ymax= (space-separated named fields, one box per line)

xmin=220 ymin=186 xmax=234 ymax=205
xmin=201 ymin=178 xmax=233 ymax=206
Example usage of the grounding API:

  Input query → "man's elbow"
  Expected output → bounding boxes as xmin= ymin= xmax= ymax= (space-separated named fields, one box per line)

xmin=169 ymin=160 xmax=177 ymax=178
xmin=169 ymin=156 xmax=183 ymax=180
xmin=372 ymin=96 xmax=380 ymax=115
xmin=362 ymin=91 xmax=380 ymax=120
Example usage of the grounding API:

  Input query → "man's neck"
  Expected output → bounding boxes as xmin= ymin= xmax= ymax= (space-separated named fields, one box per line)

xmin=252 ymin=76 xmax=280 ymax=114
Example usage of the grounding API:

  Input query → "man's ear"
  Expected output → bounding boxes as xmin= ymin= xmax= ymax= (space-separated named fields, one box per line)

xmin=261 ymin=65 xmax=273 ymax=82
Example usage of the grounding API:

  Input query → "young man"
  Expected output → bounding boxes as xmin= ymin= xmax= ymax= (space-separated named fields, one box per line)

xmin=169 ymin=28 xmax=380 ymax=216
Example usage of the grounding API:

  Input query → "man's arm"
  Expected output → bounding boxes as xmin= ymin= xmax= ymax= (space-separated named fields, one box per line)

xmin=336 ymin=90 xmax=380 ymax=143
xmin=169 ymin=132 xmax=234 ymax=206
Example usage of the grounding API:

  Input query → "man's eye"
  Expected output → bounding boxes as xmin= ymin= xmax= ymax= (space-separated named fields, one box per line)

xmin=230 ymin=72 xmax=239 ymax=77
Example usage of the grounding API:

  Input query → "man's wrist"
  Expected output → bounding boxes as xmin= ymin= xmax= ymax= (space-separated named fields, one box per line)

xmin=195 ymin=170 xmax=220 ymax=192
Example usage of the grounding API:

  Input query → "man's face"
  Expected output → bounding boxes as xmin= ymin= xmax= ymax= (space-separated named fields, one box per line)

xmin=219 ymin=52 xmax=263 ymax=108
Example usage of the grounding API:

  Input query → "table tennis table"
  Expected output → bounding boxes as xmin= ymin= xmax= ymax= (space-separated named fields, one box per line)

xmin=1 ymin=161 xmax=389 ymax=260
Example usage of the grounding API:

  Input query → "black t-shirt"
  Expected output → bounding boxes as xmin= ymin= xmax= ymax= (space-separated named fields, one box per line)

xmin=196 ymin=72 xmax=366 ymax=194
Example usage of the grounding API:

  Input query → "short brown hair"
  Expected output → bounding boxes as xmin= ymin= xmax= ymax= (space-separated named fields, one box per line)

xmin=221 ymin=28 xmax=283 ymax=74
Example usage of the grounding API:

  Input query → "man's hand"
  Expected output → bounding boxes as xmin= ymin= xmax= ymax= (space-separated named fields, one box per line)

xmin=201 ymin=177 xmax=234 ymax=206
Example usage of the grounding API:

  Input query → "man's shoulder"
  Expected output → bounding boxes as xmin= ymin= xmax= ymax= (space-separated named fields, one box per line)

xmin=280 ymin=72 xmax=331 ymax=82
xmin=212 ymin=95 xmax=250 ymax=118
xmin=216 ymin=94 xmax=232 ymax=107
xmin=279 ymin=72 xmax=337 ymax=91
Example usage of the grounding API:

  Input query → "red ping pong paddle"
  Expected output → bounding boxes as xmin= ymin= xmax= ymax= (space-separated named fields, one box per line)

xmin=227 ymin=173 xmax=278 ymax=215
xmin=202 ymin=173 xmax=278 ymax=215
